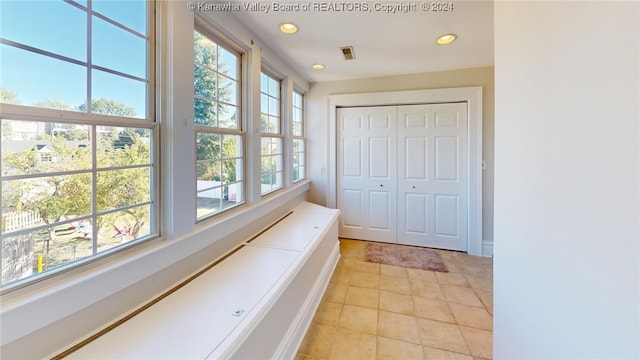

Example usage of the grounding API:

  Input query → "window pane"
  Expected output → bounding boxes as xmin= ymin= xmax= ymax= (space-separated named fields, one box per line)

xmin=197 ymin=161 xmax=220 ymax=181
xmin=260 ymin=73 xmax=269 ymax=94
xmin=2 ymin=120 xmax=92 ymax=176
xmin=194 ymin=64 xmax=217 ymax=100
xmin=97 ymin=167 xmax=150 ymax=212
xmin=294 ymin=92 xmax=302 ymax=108
xmin=92 ymin=69 xmax=146 ymax=118
xmin=219 ymin=47 xmax=238 ymax=80
xmin=92 ymin=15 xmax=147 ymax=78
xmin=96 ymin=205 xmax=151 ymax=251
xmin=219 ymin=104 xmax=238 ymax=129
xmin=194 ymin=32 xmax=218 ymax=69
xmin=194 ymin=97 xmax=216 ymax=126
xmin=221 ymin=134 xmax=242 ymax=159
xmin=268 ymin=77 xmax=279 ymax=98
xmin=268 ymin=96 xmax=279 ymax=117
xmin=261 ymin=137 xmax=283 ymax=194
xmin=0 ymin=44 xmax=86 ymax=109
xmin=3 ymin=174 xmax=92 ymax=233
xmin=197 ymin=187 xmax=222 ymax=218
xmin=92 ymin=0 xmax=148 ymax=35
xmin=97 ymin=127 xmax=151 ymax=167
xmin=197 ymin=132 xmax=221 ymax=161
xmin=1 ymin=227 xmax=94 ymax=286
xmin=218 ymin=74 xmax=238 ymax=105
xmin=0 ymin=1 xmax=86 ymax=61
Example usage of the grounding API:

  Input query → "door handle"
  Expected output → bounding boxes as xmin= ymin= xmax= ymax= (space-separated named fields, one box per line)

xmin=412 ymin=186 xmax=416 ymax=189
xmin=379 ymin=184 xmax=384 ymax=187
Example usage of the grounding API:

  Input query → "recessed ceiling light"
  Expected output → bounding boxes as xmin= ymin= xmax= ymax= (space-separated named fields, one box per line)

xmin=436 ymin=33 xmax=457 ymax=45
xmin=312 ymin=64 xmax=325 ymax=70
xmin=279 ymin=22 xmax=298 ymax=34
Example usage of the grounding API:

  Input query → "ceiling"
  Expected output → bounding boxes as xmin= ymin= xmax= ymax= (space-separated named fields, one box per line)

xmin=230 ymin=1 xmax=494 ymax=83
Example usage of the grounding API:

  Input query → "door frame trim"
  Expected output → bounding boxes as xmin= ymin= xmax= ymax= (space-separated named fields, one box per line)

xmin=328 ymin=87 xmax=483 ymax=256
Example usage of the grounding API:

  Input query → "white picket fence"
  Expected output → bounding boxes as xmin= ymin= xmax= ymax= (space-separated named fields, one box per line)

xmin=2 ymin=210 xmax=43 ymax=232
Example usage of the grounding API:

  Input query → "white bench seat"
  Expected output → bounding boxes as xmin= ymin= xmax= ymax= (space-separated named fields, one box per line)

xmin=63 ymin=201 xmax=340 ymax=359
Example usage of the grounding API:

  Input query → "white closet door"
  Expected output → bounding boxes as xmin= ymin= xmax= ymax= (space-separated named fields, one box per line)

xmin=397 ymin=103 xmax=468 ymax=251
xmin=337 ymin=106 xmax=397 ymax=243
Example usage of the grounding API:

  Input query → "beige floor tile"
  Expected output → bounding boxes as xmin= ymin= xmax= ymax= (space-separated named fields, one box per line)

xmin=436 ymin=272 xmax=470 ymax=287
xmin=338 ymin=304 xmax=378 ymax=334
xmin=313 ymin=301 xmax=343 ymax=327
xmin=459 ymin=326 xmax=492 ymax=359
xmin=377 ymin=337 xmax=424 ymax=360
xmin=380 ymin=275 xmax=411 ymax=294
xmin=441 ymin=285 xmax=484 ymax=307
xmin=457 ymin=262 xmax=490 ymax=277
xmin=298 ymin=323 xmax=336 ymax=359
xmin=380 ymin=264 xmax=409 ymax=279
xmin=474 ymin=289 xmax=493 ymax=315
xmin=323 ymin=283 xmax=348 ymax=303
xmin=443 ymin=262 xmax=465 ymax=274
xmin=413 ymin=296 xmax=456 ymax=323
xmin=349 ymin=269 xmax=380 ymax=289
xmin=379 ymin=291 xmax=415 ymax=316
xmin=345 ymin=286 xmax=379 ymax=309
xmin=378 ymin=310 xmax=421 ymax=344
xmin=328 ymin=328 xmax=377 ymax=360
xmin=294 ymin=353 xmax=312 ymax=360
xmin=449 ymin=303 xmax=493 ymax=331
xmin=352 ymin=260 xmax=381 ymax=274
xmin=417 ymin=318 xmax=470 ymax=355
xmin=329 ymin=265 xmax=350 ymax=285
xmin=407 ymin=268 xmax=438 ymax=282
xmin=423 ymin=346 xmax=473 ymax=359
xmin=464 ymin=273 xmax=493 ymax=290
xmin=411 ymin=279 xmax=445 ymax=301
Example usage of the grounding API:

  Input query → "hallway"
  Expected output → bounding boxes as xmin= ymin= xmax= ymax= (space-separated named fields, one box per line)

xmin=297 ymin=239 xmax=493 ymax=359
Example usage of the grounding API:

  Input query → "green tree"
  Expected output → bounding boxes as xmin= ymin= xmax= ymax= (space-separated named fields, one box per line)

xmin=33 ymin=99 xmax=72 ymax=111
xmin=97 ymin=134 xmax=150 ymax=239
xmin=3 ymin=136 xmax=91 ymax=250
xmin=0 ymin=87 xmax=20 ymax=104
xmin=194 ymin=31 xmax=232 ymax=126
xmin=78 ymin=98 xmax=137 ymax=117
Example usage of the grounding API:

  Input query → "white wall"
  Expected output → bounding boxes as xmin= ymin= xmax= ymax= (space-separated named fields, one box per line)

xmin=494 ymin=2 xmax=639 ymax=358
xmin=307 ymin=67 xmax=495 ymax=244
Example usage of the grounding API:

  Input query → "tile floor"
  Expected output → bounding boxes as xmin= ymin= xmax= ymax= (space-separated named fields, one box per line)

xmin=296 ymin=239 xmax=493 ymax=360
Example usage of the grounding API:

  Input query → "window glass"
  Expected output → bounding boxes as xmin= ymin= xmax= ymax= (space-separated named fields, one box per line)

xmin=194 ymin=30 xmax=244 ymax=219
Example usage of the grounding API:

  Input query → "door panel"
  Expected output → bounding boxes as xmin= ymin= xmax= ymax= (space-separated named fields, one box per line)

xmin=435 ymin=136 xmax=459 ymax=181
xmin=398 ymin=103 xmax=467 ymax=251
xmin=405 ymin=193 xmax=428 ymax=234
xmin=337 ymin=107 xmax=397 ymax=243
xmin=435 ymin=194 xmax=459 ymax=237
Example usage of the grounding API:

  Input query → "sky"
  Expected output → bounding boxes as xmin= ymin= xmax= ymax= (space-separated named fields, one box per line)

xmin=0 ymin=0 xmax=148 ymax=118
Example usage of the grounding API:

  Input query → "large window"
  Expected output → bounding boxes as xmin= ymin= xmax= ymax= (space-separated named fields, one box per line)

xmin=0 ymin=1 xmax=156 ymax=288
xmin=292 ymin=91 xmax=306 ymax=182
xmin=194 ymin=29 xmax=244 ymax=219
xmin=260 ymin=71 xmax=283 ymax=194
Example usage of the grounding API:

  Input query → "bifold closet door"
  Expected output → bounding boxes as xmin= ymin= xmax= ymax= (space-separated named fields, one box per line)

xmin=336 ymin=106 xmax=397 ymax=243
xmin=337 ymin=103 xmax=467 ymax=251
xmin=397 ymin=103 xmax=468 ymax=251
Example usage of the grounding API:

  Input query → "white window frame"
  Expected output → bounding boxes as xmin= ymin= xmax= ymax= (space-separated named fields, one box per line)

xmin=292 ymin=89 xmax=306 ymax=183
xmin=193 ymin=21 xmax=246 ymax=221
xmin=0 ymin=1 xmax=157 ymax=291
xmin=259 ymin=69 xmax=284 ymax=195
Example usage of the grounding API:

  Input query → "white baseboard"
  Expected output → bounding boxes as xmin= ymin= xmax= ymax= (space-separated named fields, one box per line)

xmin=482 ymin=240 xmax=494 ymax=258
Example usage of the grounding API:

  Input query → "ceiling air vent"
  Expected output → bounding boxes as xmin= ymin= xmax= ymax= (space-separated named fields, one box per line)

xmin=340 ymin=46 xmax=355 ymax=60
